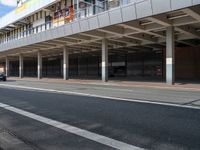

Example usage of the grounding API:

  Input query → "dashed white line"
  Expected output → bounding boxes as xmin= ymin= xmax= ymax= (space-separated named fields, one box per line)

xmin=0 ymin=102 xmax=144 ymax=150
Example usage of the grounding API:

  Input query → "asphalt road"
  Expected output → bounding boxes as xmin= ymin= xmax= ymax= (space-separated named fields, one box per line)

xmin=0 ymin=87 xmax=199 ymax=150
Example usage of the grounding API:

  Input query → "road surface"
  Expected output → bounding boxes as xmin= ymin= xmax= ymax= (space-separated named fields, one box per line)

xmin=0 ymin=83 xmax=199 ymax=150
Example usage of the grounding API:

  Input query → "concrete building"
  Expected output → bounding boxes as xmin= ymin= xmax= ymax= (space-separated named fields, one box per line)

xmin=0 ymin=0 xmax=200 ymax=84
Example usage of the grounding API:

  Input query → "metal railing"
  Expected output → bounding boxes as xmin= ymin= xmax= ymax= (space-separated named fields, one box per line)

xmin=0 ymin=0 xmax=147 ymax=44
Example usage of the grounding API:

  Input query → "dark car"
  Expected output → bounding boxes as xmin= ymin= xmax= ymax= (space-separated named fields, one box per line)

xmin=0 ymin=73 xmax=6 ymax=81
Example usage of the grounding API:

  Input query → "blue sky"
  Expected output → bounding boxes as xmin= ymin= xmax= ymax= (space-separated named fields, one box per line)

xmin=0 ymin=4 xmax=15 ymax=16
xmin=0 ymin=1 xmax=16 ymax=17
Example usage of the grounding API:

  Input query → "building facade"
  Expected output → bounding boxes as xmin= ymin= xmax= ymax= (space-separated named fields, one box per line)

xmin=0 ymin=0 xmax=200 ymax=84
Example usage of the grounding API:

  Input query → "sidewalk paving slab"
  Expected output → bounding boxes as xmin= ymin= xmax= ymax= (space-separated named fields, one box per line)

xmin=7 ymin=77 xmax=200 ymax=91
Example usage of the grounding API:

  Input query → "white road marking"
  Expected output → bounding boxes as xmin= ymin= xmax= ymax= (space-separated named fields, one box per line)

xmin=0 ymin=102 xmax=143 ymax=150
xmin=0 ymin=83 xmax=200 ymax=110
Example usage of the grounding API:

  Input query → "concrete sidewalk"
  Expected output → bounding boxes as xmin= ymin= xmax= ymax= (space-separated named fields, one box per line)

xmin=7 ymin=77 xmax=200 ymax=91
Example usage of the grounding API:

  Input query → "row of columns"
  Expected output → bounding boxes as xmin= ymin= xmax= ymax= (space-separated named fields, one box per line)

xmin=5 ymin=49 xmax=70 ymax=80
xmin=4 ymin=26 xmax=175 ymax=84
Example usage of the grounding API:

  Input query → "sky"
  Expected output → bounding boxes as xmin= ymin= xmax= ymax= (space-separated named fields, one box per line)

xmin=0 ymin=0 xmax=17 ymax=17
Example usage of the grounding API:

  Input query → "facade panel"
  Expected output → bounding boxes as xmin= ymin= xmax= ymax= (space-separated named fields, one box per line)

xmin=171 ymin=0 xmax=193 ymax=10
xmin=121 ymin=4 xmax=137 ymax=22
xmin=152 ymin=0 xmax=171 ymax=14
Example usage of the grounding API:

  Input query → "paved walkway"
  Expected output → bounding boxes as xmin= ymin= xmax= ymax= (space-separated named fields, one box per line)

xmin=7 ymin=77 xmax=200 ymax=91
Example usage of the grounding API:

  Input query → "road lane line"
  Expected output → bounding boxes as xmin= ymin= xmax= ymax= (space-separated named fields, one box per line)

xmin=0 ymin=102 xmax=144 ymax=150
xmin=0 ymin=83 xmax=200 ymax=110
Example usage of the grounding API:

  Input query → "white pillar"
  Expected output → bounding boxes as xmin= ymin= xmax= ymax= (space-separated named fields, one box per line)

xmin=77 ymin=0 xmax=79 ymax=17
xmin=102 ymin=39 xmax=108 ymax=82
xmin=5 ymin=57 xmax=9 ymax=77
xmin=37 ymin=51 xmax=42 ymax=79
xmin=166 ymin=26 xmax=175 ymax=85
xmin=19 ymin=54 xmax=24 ymax=78
xmin=63 ymin=47 xmax=69 ymax=80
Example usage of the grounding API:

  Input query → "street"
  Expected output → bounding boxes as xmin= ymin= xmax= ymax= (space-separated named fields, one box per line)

xmin=0 ymin=81 xmax=199 ymax=150
xmin=0 ymin=0 xmax=200 ymax=149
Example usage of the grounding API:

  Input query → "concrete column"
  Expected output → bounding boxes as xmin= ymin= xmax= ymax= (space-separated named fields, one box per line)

xmin=19 ymin=54 xmax=24 ymax=78
xmin=166 ymin=26 xmax=175 ymax=85
xmin=37 ymin=51 xmax=42 ymax=79
xmin=102 ymin=39 xmax=108 ymax=82
xmin=5 ymin=57 xmax=9 ymax=77
xmin=63 ymin=47 xmax=69 ymax=80
xmin=77 ymin=0 xmax=79 ymax=16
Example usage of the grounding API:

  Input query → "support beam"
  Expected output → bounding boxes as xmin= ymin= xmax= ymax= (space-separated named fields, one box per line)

xmin=166 ymin=26 xmax=175 ymax=85
xmin=147 ymin=15 xmax=172 ymax=27
xmin=63 ymin=46 xmax=69 ymax=80
xmin=147 ymin=15 xmax=200 ymax=39
xmin=70 ymin=34 xmax=92 ymax=41
xmin=5 ymin=57 xmax=9 ymax=77
xmin=37 ymin=51 xmax=42 ymax=79
xmin=176 ymin=25 xmax=200 ymax=39
xmin=127 ymin=33 xmax=157 ymax=43
xmin=98 ymin=26 xmax=125 ymax=36
xmin=102 ymin=39 xmax=108 ymax=82
xmin=80 ymin=31 xmax=106 ymax=39
xmin=19 ymin=54 xmax=24 ymax=78
xmin=182 ymin=8 xmax=200 ymax=21
xmin=122 ymin=22 xmax=165 ymax=38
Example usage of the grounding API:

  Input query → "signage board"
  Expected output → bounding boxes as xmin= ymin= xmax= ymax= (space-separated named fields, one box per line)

xmin=16 ymin=0 xmax=38 ymax=13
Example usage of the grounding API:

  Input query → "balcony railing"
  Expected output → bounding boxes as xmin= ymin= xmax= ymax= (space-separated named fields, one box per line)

xmin=0 ymin=0 xmax=147 ymax=45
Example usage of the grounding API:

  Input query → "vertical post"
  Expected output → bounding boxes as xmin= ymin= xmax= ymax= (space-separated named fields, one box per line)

xmin=63 ymin=46 xmax=69 ymax=80
xmin=5 ymin=57 xmax=9 ymax=77
xmin=37 ymin=51 xmax=42 ymax=79
xmin=102 ymin=39 xmax=108 ymax=82
xmin=166 ymin=26 xmax=175 ymax=85
xmin=77 ymin=0 xmax=79 ymax=18
xmin=73 ymin=0 xmax=75 ymax=13
xmin=19 ymin=54 xmax=24 ymax=78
